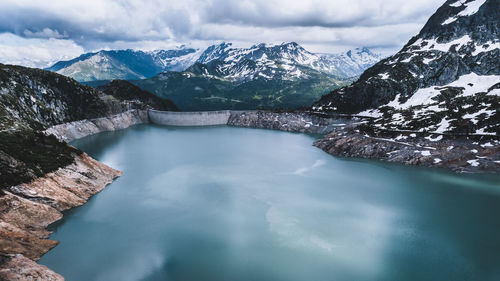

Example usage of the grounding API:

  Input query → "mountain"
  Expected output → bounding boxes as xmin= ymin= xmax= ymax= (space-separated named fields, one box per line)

xmin=131 ymin=43 xmax=359 ymax=111
xmin=130 ymin=42 xmax=380 ymax=111
xmin=313 ymin=0 xmax=499 ymax=136
xmin=322 ymin=47 xmax=383 ymax=78
xmin=192 ymin=42 xmax=379 ymax=80
xmin=47 ymin=43 xmax=381 ymax=83
xmin=46 ymin=42 xmax=381 ymax=111
xmin=46 ymin=47 xmax=201 ymax=82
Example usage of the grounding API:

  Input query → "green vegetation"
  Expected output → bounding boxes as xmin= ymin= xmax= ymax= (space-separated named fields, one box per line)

xmin=0 ymin=130 xmax=82 ymax=191
xmin=133 ymin=71 xmax=350 ymax=111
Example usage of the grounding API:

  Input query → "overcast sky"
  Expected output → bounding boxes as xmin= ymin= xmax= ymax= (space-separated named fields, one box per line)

xmin=0 ymin=0 xmax=445 ymax=68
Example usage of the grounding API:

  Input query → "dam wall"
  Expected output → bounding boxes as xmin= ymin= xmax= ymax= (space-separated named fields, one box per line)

xmin=148 ymin=109 xmax=233 ymax=126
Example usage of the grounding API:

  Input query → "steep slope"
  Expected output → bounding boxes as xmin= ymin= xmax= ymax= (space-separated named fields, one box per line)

xmin=313 ymin=0 xmax=499 ymax=135
xmin=0 ymin=64 xmax=110 ymax=131
xmin=97 ymin=80 xmax=179 ymax=111
xmin=46 ymin=48 xmax=200 ymax=82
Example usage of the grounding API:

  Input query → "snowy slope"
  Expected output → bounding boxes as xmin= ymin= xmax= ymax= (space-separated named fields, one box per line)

xmin=189 ymin=42 xmax=381 ymax=82
xmin=313 ymin=0 xmax=499 ymax=135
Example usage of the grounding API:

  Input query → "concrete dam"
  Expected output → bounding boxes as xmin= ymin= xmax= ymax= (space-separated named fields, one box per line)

xmin=148 ymin=110 xmax=235 ymax=126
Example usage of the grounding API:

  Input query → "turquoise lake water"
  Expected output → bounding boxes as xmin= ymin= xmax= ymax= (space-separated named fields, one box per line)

xmin=39 ymin=125 xmax=500 ymax=281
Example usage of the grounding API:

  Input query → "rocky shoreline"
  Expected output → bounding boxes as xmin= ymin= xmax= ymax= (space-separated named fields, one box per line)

xmin=0 ymin=110 xmax=150 ymax=280
xmin=1 ymin=109 xmax=498 ymax=280
xmin=0 ymin=153 xmax=121 ymax=280
xmin=228 ymin=111 xmax=500 ymax=174
xmin=45 ymin=109 xmax=149 ymax=143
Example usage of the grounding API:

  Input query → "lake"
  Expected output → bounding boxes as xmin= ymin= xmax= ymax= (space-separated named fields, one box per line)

xmin=39 ymin=125 xmax=500 ymax=281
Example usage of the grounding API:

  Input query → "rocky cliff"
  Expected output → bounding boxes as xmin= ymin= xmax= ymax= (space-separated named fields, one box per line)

xmin=0 ymin=153 xmax=121 ymax=280
xmin=228 ymin=111 xmax=352 ymax=134
xmin=45 ymin=110 xmax=149 ymax=142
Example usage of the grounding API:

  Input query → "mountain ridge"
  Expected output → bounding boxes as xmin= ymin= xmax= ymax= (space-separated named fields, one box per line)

xmin=313 ymin=0 xmax=499 ymax=136
xmin=46 ymin=42 xmax=381 ymax=83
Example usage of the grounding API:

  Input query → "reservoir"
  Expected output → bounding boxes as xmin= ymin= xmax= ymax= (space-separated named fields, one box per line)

xmin=39 ymin=125 xmax=500 ymax=281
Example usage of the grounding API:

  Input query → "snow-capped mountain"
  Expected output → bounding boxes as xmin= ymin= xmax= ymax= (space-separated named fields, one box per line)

xmin=191 ymin=42 xmax=381 ymax=82
xmin=313 ymin=0 xmax=499 ymax=136
xmin=47 ymin=43 xmax=381 ymax=83
xmin=46 ymin=47 xmax=201 ymax=82
xmin=129 ymin=42 xmax=380 ymax=111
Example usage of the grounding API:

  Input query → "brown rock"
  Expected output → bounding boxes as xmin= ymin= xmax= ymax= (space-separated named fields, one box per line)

xmin=0 ymin=254 xmax=63 ymax=281
xmin=0 ymin=153 xmax=121 ymax=279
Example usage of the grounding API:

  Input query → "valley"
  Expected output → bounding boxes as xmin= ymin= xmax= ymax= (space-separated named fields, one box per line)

xmin=0 ymin=0 xmax=499 ymax=280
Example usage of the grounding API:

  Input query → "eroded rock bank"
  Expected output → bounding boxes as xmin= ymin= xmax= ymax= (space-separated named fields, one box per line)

xmin=0 ymin=153 xmax=121 ymax=280
xmin=228 ymin=111 xmax=355 ymax=134
xmin=45 ymin=109 xmax=149 ymax=143
xmin=228 ymin=111 xmax=500 ymax=173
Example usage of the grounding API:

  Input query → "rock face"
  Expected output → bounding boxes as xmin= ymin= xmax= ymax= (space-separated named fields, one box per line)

xmin=313 ymin=0 xmax=499 ymax=135
xmin=0 ymin=254 xmax=63 ymax=281
xmin=314 ymin=129 xmax=500 ymax=173
xmin=0 ymin=64 xmax=111 ymax=131
xmin=45 ymin=110 xmax=149 ymax=142
xmin=228 ymin=111 xmax=352 ymax=134
xmin=0 ymin=153 xmax=121 ymax=280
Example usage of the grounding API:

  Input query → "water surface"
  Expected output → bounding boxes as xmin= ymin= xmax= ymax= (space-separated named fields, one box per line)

xmin=39 ymin=125 xmax=500 ymax=281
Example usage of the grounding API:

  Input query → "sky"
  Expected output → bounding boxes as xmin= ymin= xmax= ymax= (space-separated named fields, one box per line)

xmin=0 ymin=0 xmax=445 ymax=68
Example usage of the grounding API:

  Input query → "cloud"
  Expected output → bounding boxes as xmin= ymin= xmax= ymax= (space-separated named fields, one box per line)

xmin=23 ymin=28 xmax=68 ymax=39
xmin=0 ymin=0 xmax=446 ymax=67
xmin=0 ymin=33 xmax=84 ymax=68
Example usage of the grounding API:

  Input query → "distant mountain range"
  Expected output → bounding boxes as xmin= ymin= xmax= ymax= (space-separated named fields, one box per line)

xmin=313 ymin=0 xmax=499 ymax=136
xmin=131 ymin=42 xmax=379 ymax=110
xmin=45 ymin=42 xmax=381 ymax=111
xmin=46 ymin=43 xmax=381 ymax=82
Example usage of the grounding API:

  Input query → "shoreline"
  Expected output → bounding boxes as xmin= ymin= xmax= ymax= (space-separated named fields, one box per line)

xmin=0 ymin=110 xmax=147 ymax=280
xmin=226 ymin=111 xmax=500 ymax=174
xmin=0 ymin=153 xmax=121 ymax=280
xmin=1 ymin=109 xmax=498 ymax=280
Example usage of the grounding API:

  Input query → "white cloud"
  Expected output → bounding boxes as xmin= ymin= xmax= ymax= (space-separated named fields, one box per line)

xmin=0 ymin=33 xmax=84 ymax=68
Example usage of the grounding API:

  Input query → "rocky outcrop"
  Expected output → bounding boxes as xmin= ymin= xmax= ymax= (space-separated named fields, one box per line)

xmin=0 ymin=254 xmax=63 ymax=281
xmin=228 ymin=111 xmax=353 ymax=134
xmin=314 ymin=130 xmax=500 ymax=173
xmin=44 ymin=110 xmax=149 ymax=142
xmin=0 ymin=153 xmax=121 ymax=280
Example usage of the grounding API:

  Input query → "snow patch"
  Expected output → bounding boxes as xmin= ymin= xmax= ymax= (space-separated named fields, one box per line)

xmin=421 ymin=150 xmax=431 ymax=156
xmin=467 ymin=159 xmax=480 ymax=167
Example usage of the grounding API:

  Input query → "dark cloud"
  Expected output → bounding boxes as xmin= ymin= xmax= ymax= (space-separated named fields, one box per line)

xmin=0 ymin=0 xmax=446 ymax=67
